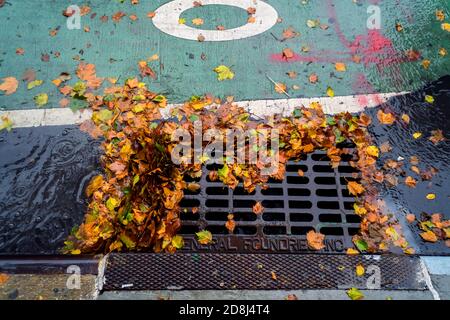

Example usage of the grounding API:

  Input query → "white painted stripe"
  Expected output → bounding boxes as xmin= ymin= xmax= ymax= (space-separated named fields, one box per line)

xmin=0 ymin=92 xmax=408 ymax=128
xmin=153 ymin=0 xmax=279 ymax=42
xmin=419 ymin=258 xmax=441 ymax=300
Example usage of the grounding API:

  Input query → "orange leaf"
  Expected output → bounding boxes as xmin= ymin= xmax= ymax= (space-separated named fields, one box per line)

xmin=420 ymin=230 xmax=438 ymax=242
xmin=0 ymin=77 xmax=19 ymax=95
xmin=405 ymin=176 xmax=417 ymax=188
xmin=306 ymin=230 xmax=325 ymax=250
xmin=377 ymin=110 xmax=395 ymax=125
xmin=347 ymin=181 xmax=365 ymax=196
xmin=253 ymin=201 xmax=264 ymax=215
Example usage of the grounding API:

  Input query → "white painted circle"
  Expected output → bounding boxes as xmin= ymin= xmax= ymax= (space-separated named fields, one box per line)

xmin=152 ymin=0 xmax=279 ymax=42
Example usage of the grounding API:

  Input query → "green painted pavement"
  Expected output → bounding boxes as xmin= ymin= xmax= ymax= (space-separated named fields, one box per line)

xmin=0 ymin=0 xmax=449 ymax=111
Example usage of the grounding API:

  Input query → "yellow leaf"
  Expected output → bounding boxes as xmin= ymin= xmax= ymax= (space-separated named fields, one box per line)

xmin=442 ymin=23 xmax=450 ymax=32
xmin=0 ymin=116 xmax=13 ymax=132
xmin=426 ymin=193 xmax=436 ymax=200
xmin=326 ymin=86 xmax=335 ymax=97
xmin=171 ymin=235 xmax=184 ymax=249
xmin=106 ymin=197 xmax=119 ymax=211
xmin=196 ymin=230 xmax=213 ymax=245
xmin=425 ymin=95 xmax=434 ymax=103
xmin=214 ymin=65 xmax=234 ymax=81
xmin=356 ymin=264 xmax=365 ymax=277
xmin=346 ymin=248 xmax=359 ymax=255
xmin=422 ymin=59 xmax=431 ymax=69
xmin=353 ymin=204 xmax=367 ymax=216
xmin=366 ymin=145 xmax=379 ymax=158
xmin=34 ymin=93 xmax=49 ymax=107
xmin=401 ymin=113 xmax=410 ymax=124
xmin=439 ymin=48 xmax=447 ymax=57
xmin=178 ymin=18 xmax=186 ymax=24
xmin=413 ymin=132 xmax=422 ymax=139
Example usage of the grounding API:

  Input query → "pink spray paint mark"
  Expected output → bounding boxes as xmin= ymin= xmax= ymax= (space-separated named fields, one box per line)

xmin=269 ymin=0 xmax=414 ymax=104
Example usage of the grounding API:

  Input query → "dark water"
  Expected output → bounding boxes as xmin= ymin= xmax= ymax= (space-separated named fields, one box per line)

xmin=0 ymin=127 xmax=102 ymax=254
xmin=366 ymin=75 xmax=450 ymax=255
xmin=0 ymin=76 xmax=448 ymax=255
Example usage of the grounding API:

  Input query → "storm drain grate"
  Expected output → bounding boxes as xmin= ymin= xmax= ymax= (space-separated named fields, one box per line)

xmin=102 ymin=253 xmax=427 ymax=291
xmin=179 ymin=150 xmax=361 ymax=254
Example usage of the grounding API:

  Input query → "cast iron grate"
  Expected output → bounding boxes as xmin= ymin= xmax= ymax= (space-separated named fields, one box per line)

xmin=179 ymin=150 xmax=361 ymax=254
xmin=102 ymin=253 xmax=427 ymax=291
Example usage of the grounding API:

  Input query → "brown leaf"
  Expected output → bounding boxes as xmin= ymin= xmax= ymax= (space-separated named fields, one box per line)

xmin=282 ymin=48 xmax=295 ymax=59
xmin=309 ymin=73 xmax=318 ymax=84
xmin=405 ymin=176 xmax=417 ymax=188
xmin=306 ymin=230 xmax=325 ymax=250
xmin=429 ymin=129 xmax=445 ymax=145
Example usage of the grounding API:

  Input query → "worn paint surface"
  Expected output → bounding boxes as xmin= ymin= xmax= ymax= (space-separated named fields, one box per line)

xmin=0 ymin=0 xmax=449 ymax=110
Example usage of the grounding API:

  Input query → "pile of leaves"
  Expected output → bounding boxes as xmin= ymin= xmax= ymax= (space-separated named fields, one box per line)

xmin=63 ymin=76 xmax=418 ymax=255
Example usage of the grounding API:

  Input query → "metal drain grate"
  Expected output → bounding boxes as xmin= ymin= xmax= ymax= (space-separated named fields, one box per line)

xmin=179 ymin=150 xmax=361 ymax=254
xmin=102 ymin=253 xmax=427 ymax=291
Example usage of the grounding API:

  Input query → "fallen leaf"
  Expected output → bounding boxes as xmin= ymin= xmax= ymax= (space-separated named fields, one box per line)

xmin=253 ymin=201 xmax=264 ymax=215
xmin=196 ymin=230 xmax=213 ymax=245
xmin=347 ymin=181 xmax=365 ymax=196
xmin=413 ymin=132 xmax=422 ymax=139
xmin=366 ymin=145 xmax=379 ymax=158
xmin=335 ymin=62 xmax=346 ymax=72
xmin=282 ymin=48 xmax=295 ymax=59
xmin=436 ymin=10 xmax=445 ymax=21
xmin=0 ymin=116 xmax=13 ymax=132
xmin=347 ymin=288 xmax=364 ymax=300
xmin=0 ymin=273 xmax=9 ymax=285
xmin=271 ymin=271 xmax=277 ymax=280
xmin=275 ymin=82 xmax=287 ymax=94
xmin=34 ymin=93 xmax=48 ymax=107
xmin=426 ymin=193 xmax=436 ymax=200
xmin=326 ymin=86 xmax=335 ymax=97
xmin=439 ymin=48 xmax=447 ymax=57
xmin=425 ymin=95 xmax=434 ymax=103
xmin=420 ymin=230 xmax=438 ymax=242
xmin=377 ymin=110 xmax=395 ymax=125
xmin=214 ymin=65 xmax=234 ymax=81
xmin=401 ymin=113 xmax=410 ymax=124
xmin=429 ymin=129 xmax=445 ymax=145
xmin=225 ymin=214 xmax=236 ymax=233
xmin=27 ymin=79 xmax=43 ymax=90
xmin=309 ymin=73 xmax=318 ymax=83
xmin=405 ymin=176 xmax=417 ymax=188
xmin=192 ymin=18 xmax=204 ymax=26
xmin=406 ymin=214 xmax=416 ymax=223
xmin=442 ymin=23 xmax=450 ymax=32
xmin=356 ymin=264 xmax=365 ymax=277
xmin=171 ymin=235 xmax=184 ymax=249
xmin=286 ymin=294 xmax=298 ymax=300
xmin=0 ymin=77 xmax=19 ymax=95
xmin=306 ymin=230 xmax=325 ymax=250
